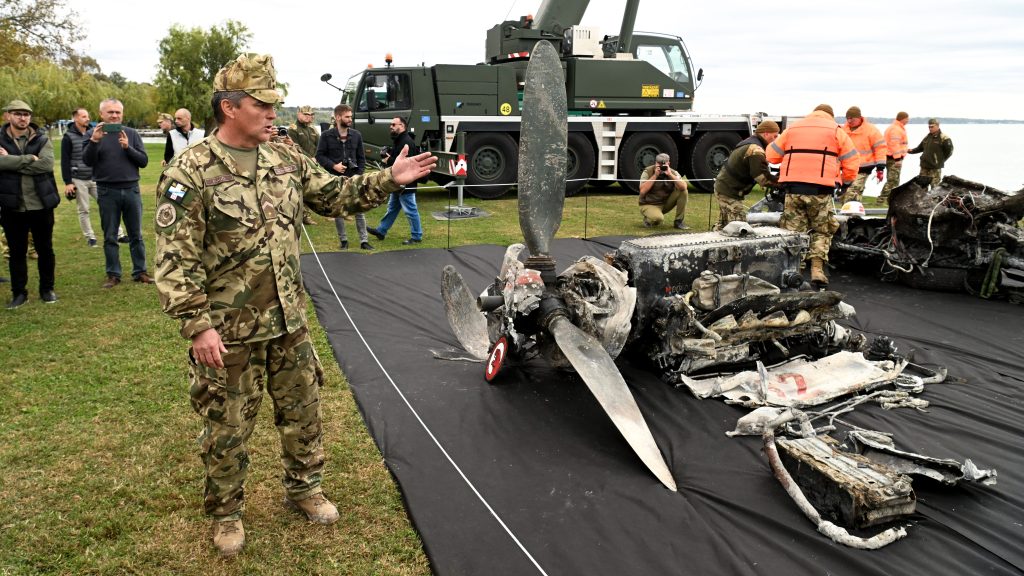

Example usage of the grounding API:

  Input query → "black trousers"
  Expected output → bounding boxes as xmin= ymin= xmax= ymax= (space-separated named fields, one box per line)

xmin=0 ymin=208 xmax=55 ymax=296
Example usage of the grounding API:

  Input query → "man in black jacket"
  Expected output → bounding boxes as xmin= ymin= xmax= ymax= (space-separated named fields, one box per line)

xmin=316 ymin=104 xmax=371 ymax=249
xmin=0 ymin=99 xmax=61 ymax=308
xmin=83 ymin=98 xmax=152 ymax=288
xmin=367 ymin=117 xmax=423 ymax=245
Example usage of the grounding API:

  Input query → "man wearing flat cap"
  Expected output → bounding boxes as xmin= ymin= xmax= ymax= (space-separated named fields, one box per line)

xmin=154 ymin=53 xmax=436 ymax=558
xmin=908 ymin=118 xmax=953 ymax=189
xmin=0 ymin=99 xmax=61 ymax=308
xmin=713 ymin=119 xmax=780 ymax=229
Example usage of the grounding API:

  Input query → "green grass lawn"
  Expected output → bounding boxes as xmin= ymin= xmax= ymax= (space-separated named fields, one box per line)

xmin=0 ymin=141 xmax=784 ymax=574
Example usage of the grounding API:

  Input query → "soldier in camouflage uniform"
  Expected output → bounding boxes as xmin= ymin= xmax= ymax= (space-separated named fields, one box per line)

xmin=154 ymin=53 xmax=436 ymax=558
xmin=290 ymin=105 xmax=320 ymax=225
xmin=712 ymin=119 xmax=779 ymax=230
xmin=908 ymin=118 xmax=953 ymax=190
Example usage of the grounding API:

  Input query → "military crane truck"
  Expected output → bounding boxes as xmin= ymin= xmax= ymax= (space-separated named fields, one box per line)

xmin=328 ymin=0 xmax=784 ymax=198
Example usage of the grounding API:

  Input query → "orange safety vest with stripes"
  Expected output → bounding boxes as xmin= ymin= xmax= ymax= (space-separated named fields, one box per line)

xmin=884 ymin=120 xmax=909 ymax=160
xmin=842 ymin=119 xmax=887 ymax=170
xmin=767 ymin=110 xmax=860 ymax=188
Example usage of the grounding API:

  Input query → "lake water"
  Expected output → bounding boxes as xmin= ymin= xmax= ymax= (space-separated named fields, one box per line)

xmin=862 ymin=123 xmax=1023 ymax=194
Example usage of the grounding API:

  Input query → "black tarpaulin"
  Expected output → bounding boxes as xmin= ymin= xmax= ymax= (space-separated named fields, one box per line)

xmin=301 ymin=238 xmax=1023 ymax=576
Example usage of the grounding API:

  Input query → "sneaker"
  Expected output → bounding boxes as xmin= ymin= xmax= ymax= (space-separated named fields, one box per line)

xmin=6 ymin=292 xmax=27 ymax=309
xmin=212 ymin=519 xmax=245 ymax=558
xmin=367 ymin=227 xmax=385 ymax=241
xmin=284 ymin=493 xmax=340 ymax=525
xmin=673 ymin=219 xmax=690 ymax=230
xmin=40 ymin=290 xmax=58 ymax=303
xmin=133 ymin=273 xmax=155 ymax=284
xmin=360 ymin=241 xmax=373 ymax=250
xmin=102 ymin=275 xmax=121 ymax=289
xmin=118 ymin=235 xmax=129 ymax=243
xmin=401 ymin=238 xmax=422 ymax=245
xmin=339 ymin=240 xmax=349 ymax=250
xmin=87 ymin=238 xmax=98 ymax=248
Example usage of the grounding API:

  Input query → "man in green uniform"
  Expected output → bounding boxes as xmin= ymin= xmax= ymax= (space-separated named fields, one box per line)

xmin=290 ymin=105 xmax=320 ymax=225
xmin=638 ymin=152 xmax=689 ymax=229
xmin=712 ymin=119 xmax=780 ymax=230
xmin=908 ymin=118 xmax=954 ymax=189
xmin=154 ymin=53 xmax=436 ymax=558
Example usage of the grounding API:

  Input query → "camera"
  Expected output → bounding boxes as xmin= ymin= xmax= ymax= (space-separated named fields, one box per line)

xmin=659 ymin=165 xmax=668 ymax=172
xmin=381 ymin=146 xmax=392 ymax=157
xmin=277 ymin=126 xmax=288 ymax=137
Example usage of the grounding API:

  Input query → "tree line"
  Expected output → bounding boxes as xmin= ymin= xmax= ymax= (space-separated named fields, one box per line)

xmin=1 ymin=0 xmax=261 ymax=129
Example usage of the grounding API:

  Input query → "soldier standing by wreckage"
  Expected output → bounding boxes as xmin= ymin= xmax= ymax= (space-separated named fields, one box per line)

xmin=766 ymin=104 xmax=859 ymax=287
xmin=712 ymin=119 xmax=780 ymax=230
xmin=908 ymin=117 xmax=953 ymax=190
xmin=153 ymin=53 xmax=436 ymax=558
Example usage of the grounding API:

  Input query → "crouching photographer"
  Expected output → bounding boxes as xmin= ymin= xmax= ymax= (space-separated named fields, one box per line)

xmin=638 ymin=152 xmax=689 ymax=230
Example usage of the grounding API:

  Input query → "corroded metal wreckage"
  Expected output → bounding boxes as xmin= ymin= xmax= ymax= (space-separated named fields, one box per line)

xmin=833 ymin=175 xmax=1024 ymax=301
xmin=437 ymin=42 xmax=997 ymax=548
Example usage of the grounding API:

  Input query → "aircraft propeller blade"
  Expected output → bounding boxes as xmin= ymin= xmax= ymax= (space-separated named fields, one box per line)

xmin=548 ymin=315 xmax=678 ymax=491
xmin=442 ymin=265 xmax=490 ymax=361
xmin=517 ymin=41 xmax=567 ymax=259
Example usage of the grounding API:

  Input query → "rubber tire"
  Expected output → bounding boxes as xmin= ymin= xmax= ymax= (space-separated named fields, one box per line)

xmin=689 ymin=131 xmax=741 ymax=192
xmin=465 ymin=132 xmax=518 ymax=199
xmin=565 ymin=133 xmax=596 ymax=197
xmin=617 ymin=132 xmax=678 ymax=194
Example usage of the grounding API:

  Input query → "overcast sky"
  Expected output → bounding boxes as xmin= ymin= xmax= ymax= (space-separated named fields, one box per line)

xmin=70 ymin=0 xmax=1024 ymax=121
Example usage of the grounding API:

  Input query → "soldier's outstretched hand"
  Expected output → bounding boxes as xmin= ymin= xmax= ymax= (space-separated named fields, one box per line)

xmin=390 ymin=145 xmax=437 ymax=186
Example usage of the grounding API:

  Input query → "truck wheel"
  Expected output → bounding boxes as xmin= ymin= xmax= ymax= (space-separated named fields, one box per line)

xmin=618 ymin=133 xmax=677 ymax=194
xmin=466 ymin=133 xmax=518 ymax=199
xmin=565 ymin=133 xmax=595 ymax=197
xmin=689 ymin=131 xmax=741 ymax=192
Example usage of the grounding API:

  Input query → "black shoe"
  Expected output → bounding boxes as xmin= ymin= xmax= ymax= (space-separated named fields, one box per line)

xmin=367 ymin=227 xmax=385 ymax=241
xmin=40 ymin=290 xmax=58 ymax=303
xmin=6 ymin=292 xmax=27 ymax=309
xmin=340 ymin=240 xmax=349 ymax=250
xmin=401 ymin=238 xmax=422 ymax=245
xmin=118 ymin=235 xmax=129 ymax=243
xmin=673 ymin=219 xmax=690 ymax=230
xmin=87 ymin=238 xmax=98 ymax=247
xmin=360 ymin=241 xmax=373 ymax=250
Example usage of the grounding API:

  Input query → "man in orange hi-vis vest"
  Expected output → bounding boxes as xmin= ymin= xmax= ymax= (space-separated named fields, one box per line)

xmin=880 ymin=111 xmax=910 ymax=204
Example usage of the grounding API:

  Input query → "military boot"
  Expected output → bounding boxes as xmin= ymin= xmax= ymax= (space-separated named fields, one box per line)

xmin=284 ymin=493 xmax=340 ymax=525
xmin=810 ymin=257 xmax=828 ymax=287
xmin=212 ymin=518 xmax=245 ymax=558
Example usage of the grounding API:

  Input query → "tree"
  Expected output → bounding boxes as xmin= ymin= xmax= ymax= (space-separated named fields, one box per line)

xmin=154 ymin=21 xmax=251 ymax=127
xmin=0 ymin=0 xmax=82 ymax=64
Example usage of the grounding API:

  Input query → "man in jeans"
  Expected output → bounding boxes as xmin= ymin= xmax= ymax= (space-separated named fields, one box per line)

xmin=61 ymin=107 xmax=125 ymax=247
xmin=83 ymin=98 xmax=153 ymax=287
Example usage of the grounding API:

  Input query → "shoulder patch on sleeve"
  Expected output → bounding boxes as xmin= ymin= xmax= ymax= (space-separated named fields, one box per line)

xmin=155 ymin=203 xmax=178 ymax=228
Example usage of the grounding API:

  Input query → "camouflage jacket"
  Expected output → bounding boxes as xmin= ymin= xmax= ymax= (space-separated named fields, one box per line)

xmin=154 ymin=136 xmax=400 ymax=343
xmin=288 ymin=121 xmax=319 ymax=158
xmin=714 ymin=135 xmax=776 ymax=200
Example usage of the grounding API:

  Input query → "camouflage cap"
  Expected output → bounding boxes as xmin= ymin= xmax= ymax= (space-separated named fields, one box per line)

xmin=3 ymin=99 xmax=32 ymax=113
xmin=298 ymin=105 xmax=314 ymax=115
xmin=755 ymin=119 xmax=780 ymax=134
xmin=213 ymin=53 xmax=282 ymax=104
xmin=156 ymin=112 xmax=173 ymax=123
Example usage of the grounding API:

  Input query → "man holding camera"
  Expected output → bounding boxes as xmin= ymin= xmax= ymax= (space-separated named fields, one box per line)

xmin=83 ymin=98 xmax=152 ymax=288
xmin=638 ymin=152 xmax=689 ymax=229
xmin=316 ymin=104 xmax=371 ymax=249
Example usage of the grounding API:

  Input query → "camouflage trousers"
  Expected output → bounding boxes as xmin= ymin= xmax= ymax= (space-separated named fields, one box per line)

xmin=640 ymin=187 xmax=687 ymax=226
xmin=189 ymin=326 xmax=326 ymax=519
xmin=879 ymin=157 xmax=904 ymax=203
xmin=838 ymin=172 xmax=869 ymax=204
xmin=919 ymin=167 xmax=942 ymax=189
xmin=779 ymin=194 xmax=839 ymax=261
xmin=714 ymin=192 xmax=747 ymax=230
